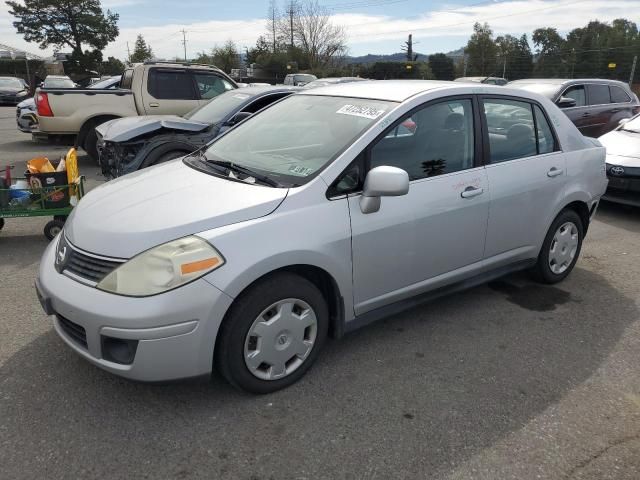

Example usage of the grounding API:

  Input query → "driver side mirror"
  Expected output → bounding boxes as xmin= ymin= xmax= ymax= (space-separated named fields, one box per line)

xmin=359 ymin=166 xmax=409 ymax=214
xmin=556 ymin=96 xmax=576 ymax=108
xmin=228 ymin=111 xmax=252 ymax=126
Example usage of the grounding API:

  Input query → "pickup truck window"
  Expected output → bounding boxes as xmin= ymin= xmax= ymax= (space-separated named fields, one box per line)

xmin=121 ymin=69 xmax=134 ymax=89
xmin=193 ymin=73 xmax=234 ymax=100
xmin=148 ymin=68 xmax=197 ymax=100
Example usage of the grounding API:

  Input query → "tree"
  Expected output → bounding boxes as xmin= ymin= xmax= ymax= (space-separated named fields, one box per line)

xmin=428 ymin=53 xmax=455 ymax=80
xmin=99 ymin=56 xmax=124 ymax=75
xmin=129 ymin=34 xmax=153 ymax=63
xmin=211 ymin=40 xmax=241 ymax=73
xmin=292 ymin=0 xmax=347 ymax=70
xmin=6 ymin=0 xmax=119 ymax=71
xmin=246 ymin=36 xmax=272 ymax=65
xmin=465 ymin=22 xmax=497 ymax=76
xmin=532 ymin=27 xmax=567 ymax=76
xmin=495 ymin=34 xmax=533 ymax=80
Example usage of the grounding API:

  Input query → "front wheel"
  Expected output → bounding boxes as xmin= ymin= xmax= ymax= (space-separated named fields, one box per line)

xmin=532 ymin=209 xmax=584 ymax=284
xmin=215 ymin=272 xmax=328 ymax=394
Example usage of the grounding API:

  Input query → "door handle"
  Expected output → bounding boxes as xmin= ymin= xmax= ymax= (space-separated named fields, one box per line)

xmin=149 ymin=102 xmax=159 ymax=107
xmin=547 ymin=167 xmax=563 ymax=178
xmin=460 ymin=186 xmax=484 ymax=198
xmin=581 ymin=112 xmax=590 ymax=117
xmin=610 ymin=108 xmax=620 ymax=113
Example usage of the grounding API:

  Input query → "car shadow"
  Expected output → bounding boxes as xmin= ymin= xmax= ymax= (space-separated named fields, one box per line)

xmin=0 ymin=268 xmax=635 ymax=479
xmin=597 ymin=201 xmax=640 ymax=233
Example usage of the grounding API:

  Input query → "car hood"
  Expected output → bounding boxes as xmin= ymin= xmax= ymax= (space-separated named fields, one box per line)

xmin=0 ymin=87 xmax=24 ymax=94
xmin=600 ymin=130 xmax=640 ymax=164
xmin=17 ymin=97 xmax=35 ymax=109
xmin=96 ymin=115 xmax=210 ymax=143
xmin=65 ymin=160 xmax=288 ymax=258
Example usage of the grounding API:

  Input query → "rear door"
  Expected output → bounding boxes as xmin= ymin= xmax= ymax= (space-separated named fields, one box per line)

xmin=585 ymin=83 xmax=614 ymax=137
xmin=141 ymin=67 xmax=199 ymax=115
xmin=481 ymin=96 xmax=567 ymax=265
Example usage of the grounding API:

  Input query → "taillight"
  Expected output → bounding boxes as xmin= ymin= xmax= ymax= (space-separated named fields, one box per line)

xmin=36 ymin=92 xmax=53 ymax=117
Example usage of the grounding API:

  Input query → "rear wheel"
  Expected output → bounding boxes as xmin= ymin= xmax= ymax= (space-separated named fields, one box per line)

xmin=215 ymin=272 xmax=328 ymax=394
xmin=532 ymin=209 xmax=584 ymax=284
xmin=83 ymin=124 xmax=100 ymax=162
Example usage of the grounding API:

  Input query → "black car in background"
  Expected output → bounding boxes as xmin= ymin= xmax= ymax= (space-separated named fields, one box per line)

xmin=509 ymin=78 xmax=640 ymax=137
xmin=0 ymin=76 xmax=30 ymax=105
xmin=96 ymin=86 xmax=299 ymax=178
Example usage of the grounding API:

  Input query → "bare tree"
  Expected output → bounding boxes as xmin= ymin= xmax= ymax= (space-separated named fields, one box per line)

xmin=267 ymin=0 xmax=279 ymax=53
xmin=292 ymin=0 xmax=347 ymax=70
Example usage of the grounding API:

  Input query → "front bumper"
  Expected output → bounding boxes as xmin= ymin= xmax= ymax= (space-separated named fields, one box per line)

xmin=37 ymin=239 xmax=234 ymax=381
xmin=16 ymin=109 xmax=38 ymax=133
xmin=604 ymin=163 xmax=640 ymax=207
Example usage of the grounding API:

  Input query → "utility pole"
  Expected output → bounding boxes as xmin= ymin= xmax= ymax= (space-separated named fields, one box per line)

xmin=502 ymin=56 xmax=506 ymax=79
xmin=24 ymin=56 xmax=31 ymax=93
xmin=288 ymin=1 xmax=295 ymax=49
xmin=630 ymin=55 xmax=638 ymax=87
xmin=126 ymin=42 xmax=131 ymax=64
xmin=180 ymin=29 xmax=187 ymax=61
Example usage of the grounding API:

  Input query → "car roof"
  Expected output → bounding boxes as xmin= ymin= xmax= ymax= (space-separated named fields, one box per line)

xmin=300 ymin=79 xmax=484 ymax=102
xmin=236 ymin=85 xmax=301 ymax=96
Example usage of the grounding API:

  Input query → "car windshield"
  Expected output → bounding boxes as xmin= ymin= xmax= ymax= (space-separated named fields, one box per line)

xmin=0 ymin=78 xmax=23 ymax=89
xmin=184 ymin=91 xmax=252 ymax=124
xmin=88 ymin=77 xmax=119 ymax=89
xmin=44 ymin=78 xmax=75 ymax=88
xmin=295 ymin=74 xmax=316 ymax=82
xmin=621 ymin=115 xmax=640 ymax=133
xmin=509 ymin=83 xmax=561 ymax=99
xmin=198 ymin=95 xmax=394 ymax=186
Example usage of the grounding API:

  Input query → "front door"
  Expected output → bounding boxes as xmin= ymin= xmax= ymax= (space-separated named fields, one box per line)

xmin=348 ymin=97 xmax=489 ymax=315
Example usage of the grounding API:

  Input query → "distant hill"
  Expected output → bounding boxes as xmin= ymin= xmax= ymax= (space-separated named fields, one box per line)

xmin=346 ymin=48 xmax=464 ymax=64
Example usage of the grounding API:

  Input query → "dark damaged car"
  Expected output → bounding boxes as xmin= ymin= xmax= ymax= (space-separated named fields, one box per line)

xmin=96 ymin=86 xmax=299 ymax=178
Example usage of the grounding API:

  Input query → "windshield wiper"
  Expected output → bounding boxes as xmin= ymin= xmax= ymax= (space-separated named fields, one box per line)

xmin=205 ymin=159 xmax=281 ymax=187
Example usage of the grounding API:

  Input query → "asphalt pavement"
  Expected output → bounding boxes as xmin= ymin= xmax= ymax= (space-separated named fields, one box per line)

xmin=0 ymin=105 xmax=639 ymax=479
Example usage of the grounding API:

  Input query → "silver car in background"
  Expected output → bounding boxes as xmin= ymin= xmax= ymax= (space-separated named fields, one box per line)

xmin=36 ymin=80 xmax=607 ymax=393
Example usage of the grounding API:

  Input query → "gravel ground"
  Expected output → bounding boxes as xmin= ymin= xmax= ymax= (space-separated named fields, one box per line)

xmin=0 ymin=106 xmax=639 ymax=479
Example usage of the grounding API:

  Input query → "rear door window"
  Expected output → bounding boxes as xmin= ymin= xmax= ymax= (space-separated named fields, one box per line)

xmin=610 ymin=85 xmax=631 ymax=103
xmin=147 ymin=69 xmax=197 ymax=100
xmin=483 ymin=99 xmax=536 ymax=163
xmin=562 ymin=85 xmax=586 ymax=106
xmin=534 ymin=105 xmax=556 ymax=154
xmin=587 ymin=84 xmax=610 ymax=105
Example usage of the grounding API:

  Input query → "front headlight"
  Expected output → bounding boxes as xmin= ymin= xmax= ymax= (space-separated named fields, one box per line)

xmin=97 ymin=236 xmax=224 ymax=296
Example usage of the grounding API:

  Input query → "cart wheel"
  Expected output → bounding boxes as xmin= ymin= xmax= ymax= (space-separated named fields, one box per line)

xmin=44 ymin=219 xmax=65 ymax=241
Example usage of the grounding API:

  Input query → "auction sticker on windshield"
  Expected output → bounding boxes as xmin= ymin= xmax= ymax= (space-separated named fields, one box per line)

xmin=336 ymin=104 xmax=386 ymax=120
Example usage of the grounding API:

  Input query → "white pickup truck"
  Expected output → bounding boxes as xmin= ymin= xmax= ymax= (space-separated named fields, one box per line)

xmin=34 ymin=62 xmax=237 ymax=160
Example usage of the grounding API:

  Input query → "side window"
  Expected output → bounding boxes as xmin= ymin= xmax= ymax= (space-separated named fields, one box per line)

xmin=588 ymin=84 xmax=610 ymax=105
xmin=193 ymin=73 xmax=234 ymax=100
xmin=563 ymin=85 xmax=586 ymax=107
xmin=120 ymin=69 xmax=133 ymax=89
xmin=243 ymin=94 xmax=288 ymax=114
xmin=483 ymin=98 xmax=536 ymax=163
xmin=610 ymin=85 xmax=631 ymax=103
xmin=534 ymin=105 xmax=556 ymax=154
xmin=370 ymin=98 xmax=475 ymax=180
xmin=147 ymin=69 xmax=197 ymax=100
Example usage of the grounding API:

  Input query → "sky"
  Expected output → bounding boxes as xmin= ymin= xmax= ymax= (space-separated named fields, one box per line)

xmin=0 ymin=0 xmax=639 ymax=61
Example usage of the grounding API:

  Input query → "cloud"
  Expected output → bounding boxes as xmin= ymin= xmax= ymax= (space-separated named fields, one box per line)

xmin=0 ymin=0 xmax=639 ymax=60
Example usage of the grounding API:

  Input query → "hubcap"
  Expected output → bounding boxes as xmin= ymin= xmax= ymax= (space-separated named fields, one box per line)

xmin=50 ymin=226 xmax=61 ymax=237
xmin=548 ymin=221 xmax=579 ymax=275
xmin=244 ymin=298 xmax=318 ymax=381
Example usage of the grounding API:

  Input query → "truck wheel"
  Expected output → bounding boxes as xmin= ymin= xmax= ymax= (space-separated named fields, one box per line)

xmin=44 ymin=219 xmax=65 ymax=241
xmin=83 ymin=126 xmax=100 ymax=163
xmin=215 ymin=272 xmax=329 ymax=394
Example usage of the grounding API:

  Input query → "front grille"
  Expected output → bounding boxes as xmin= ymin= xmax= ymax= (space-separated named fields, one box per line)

xmin=65 ymin=247 xmax=121 ymax=283
xmin=57 ymin=315 xmax=88 ymax=348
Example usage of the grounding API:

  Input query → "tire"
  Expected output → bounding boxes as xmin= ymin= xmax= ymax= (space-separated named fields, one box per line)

xmin=140 ymin=146 xmax=192 ymax=170
xmin=44 ymin=219 xmax=65 ymax=241
xmin=0 ymin=218 xmax=4 ymax=231
xmin=83 ymin=124 xmax=100 ymax=162
xmin=215 ymin=272 xmax=329 ymax=394
xmin=532 ymin=209 xmax=584 ymax=284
